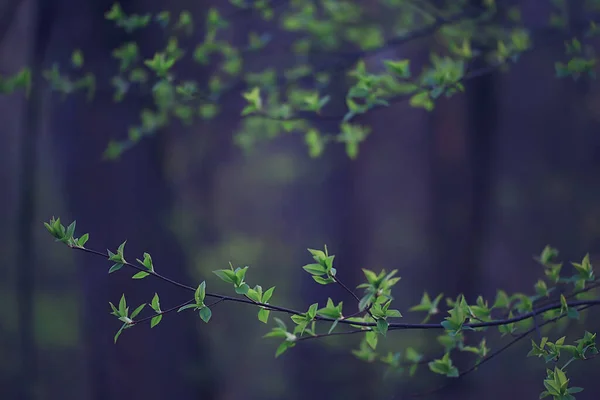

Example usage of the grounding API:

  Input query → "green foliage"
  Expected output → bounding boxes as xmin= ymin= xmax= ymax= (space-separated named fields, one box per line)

xmin=33 ymin=1 xmax=600 ymax=396
xmin=4 ymin=0 xmax=596 ymax=159
xmin=44 ymin=215 xmax=600 ymax=397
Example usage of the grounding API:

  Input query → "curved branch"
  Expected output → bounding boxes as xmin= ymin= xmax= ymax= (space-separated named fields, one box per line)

xmin=73 ymin=245 xmax=600 ymax=332
xmin=409 ymin=304 xmax=596 ymax=398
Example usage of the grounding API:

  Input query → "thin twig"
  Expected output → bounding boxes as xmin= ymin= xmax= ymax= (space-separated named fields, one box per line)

xmin=408 ymin=304 xmax=595 ymax=398
xmin=334 ymin=276 xmax=376 ymax=320
xmin=72 ymin=245 xmax=600 ymax=332
xmin=132 ymin=299 xmax=194 ymax=325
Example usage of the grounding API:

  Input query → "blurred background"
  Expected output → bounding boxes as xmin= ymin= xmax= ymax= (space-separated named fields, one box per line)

xmin=1 ymin=0 xmax=600 ymax=399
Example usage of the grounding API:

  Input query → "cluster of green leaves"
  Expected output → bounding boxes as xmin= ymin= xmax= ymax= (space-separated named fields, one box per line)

xmin=178 ymin=282 xmax=212 ymax=323
xmin=528 ymin=333 xmax=598 ymax=399
xmin=109 ymin=294 xmax=146 ymax=342
xmin=213 ymin=263 xmax=276 ymax=323
xmin=45 ymin=216 xmax=600 ymax=398
xmin=44 ymin=217 xmax=89 ymax=248
xmin=6 ymin=1 xmax=598 ymax=160
xmin=0 ymin=68 xmax=32 ymax=96
xmin=555 ymin=38 xmax=597 ymax=80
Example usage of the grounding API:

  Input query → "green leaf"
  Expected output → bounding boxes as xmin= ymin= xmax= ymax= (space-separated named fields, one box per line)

xmin=307 ymin=248 xmax=327 ymax=262
xmin=213 ymin=269 xmax=236 ymax=284
xmin=132 ymin=271 xmax=150 ymax=279
xmin=77 ymin=233 xmax=89 ymax=247
xmin=234 ymin=266 xmax=248 ymax=283
xmin=117 ymin=240 xmax=127 ymax=255
xmin=275 ymin=341 xmax=295 ymax=357
xmin=262 ymin=286 xmax=275 ymax=303
xmin=242 ymin=87 xmax=262 ymax=110
xmin=383 ymin=59 xmax=410 ymax=78
xmin=139 ymin=252 xmax=154 ymax=271
xmin=235 ymin=283 xmax=249 ymax=295
xmin=151 ymin=314 xmax=162 ymax=328
xmin=328 ymin=319 xmax=339 ymax=334
xmin=118 ymin=294 xmax=127 ymax=316
xmin=312 ymin=276 xmax=335 ymax=285
xmin=386 ymin=309 xmax=402 ymax=318
xmin=150 ymin=293 xmax=161 ymax=312
xmin=105 ymin=3 xmax=123 ymax=21
xmin=114 ymin=323 xmax=127 ymax=343
xmin=199 ymin=306 xmax=212 ymax=323
xmin=492 ymin=290 xmax=510 ymax=309
xmin=409 ymin=91 xmax=434 ymax=111
xmin=71 ymin=49 xmax=84 ymax=68
xmin=377 ymin=319 xmax=389 ymax=336
xmin=264 ymin=329 xmax=288 ymax=339
xmin=307 ymin=303 xmax=318 ymax=319
xmin=109 ymin=263 xmax=123 ymax=274
xmin=302 ymin=263 xmax=327 ymax=275
xmin=359 ymin=293 xmax=374 ymax=311
xmin=130 ymin=304 xmax=146 ymax=319
xmin=365 ymin=331 xmax=378 ymax=349
xmin=246 ymin=288 xmax=261 ymax=302
xmin=195 ymin=281 xmax=206 ymax=304
xmin=178 ymin=304 xmax=198 ymax=312
xmin=66 ymin=221 xmax=76 ymax=239
xmin=258 ymin=308 xmax=270 ymax=323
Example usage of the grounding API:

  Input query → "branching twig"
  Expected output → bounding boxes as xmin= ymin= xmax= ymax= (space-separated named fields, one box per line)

xmin=334 ymin=275 xmax=376 ymax=320
xmin=132 ymin=299 xmax=194 ymax=326
xmin=73 ymin=245 xmax=600 ymax=333
xmin=408 ymin=304 xmax=596 ymax=398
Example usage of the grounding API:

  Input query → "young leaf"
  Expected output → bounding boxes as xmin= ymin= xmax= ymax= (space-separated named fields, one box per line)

xmin=118 ymin=294 xmax=127 ymax=316
xmin=262 ymin=286 xmax=275 ymax=303
xmin=199 ymin=306 xmax=212 ymax=323
xmin=117 ymin=241 xmax=127 ymax=255
xmin=66 ymin=220 xmax=77 ymax=239
xmin=132 ymin=271 xmax=150 ymax=279
xmin=178 ymin=304 xmax=198 ymax=312
xmin=359 ymin=293 xmax=374 ymax=311
xmin=275 ymin=341 xmax=295 ymax=358
xmin=151 ymin=314 xmax=162 ymax=328
xmin=377 ymin=319 xmax=389 ymax=336
xmin=150 ymin=293 xmax=161 ymax=312
xmin=109 ymin=302 xmax=119 ymax=316
xmin=258 ymin=308 xmax=270 ymax=323
xmin=130 ymin=303 xmax=146 ymax=319
xmin=328 ymin=319 xmax=339 ymax=334
xmin=313 ymin=276 xmax=335 ymax=285
xmin=365 ymin=331 xmax=378 ymax=349
xmin=77 ymin=233 xmax=89 ymax=247
xmin=213 ymin=269 xmax=236 ymax=284
xmin=302 ymin=263 xmax=327 ymax=275
xmin=114 ymin=323 xmax=127 ymax=343
xmin=235 ymin=283 xmax=250 ymax=295
xmin=109 ymin=263 xmax=123 ymax=274
xmin=195 ymin=281 xmax=206 ymax=304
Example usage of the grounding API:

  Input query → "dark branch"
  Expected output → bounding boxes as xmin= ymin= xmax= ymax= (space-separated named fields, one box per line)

xmin=72 ymin=245 xmax=600 ymax=332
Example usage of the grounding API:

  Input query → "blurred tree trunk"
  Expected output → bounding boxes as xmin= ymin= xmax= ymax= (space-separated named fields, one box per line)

xmin=15 ymin=1 xmax=54 ymax=399
xmin=428 ymin=2 xmax=498 ymax=399
xmin=286 ymin=30 xmax=379 ymax=398
xmin=428 ymin=0 xmax=496 ymax=303
xmin=48 ymin=1 xmax=216 ymax=399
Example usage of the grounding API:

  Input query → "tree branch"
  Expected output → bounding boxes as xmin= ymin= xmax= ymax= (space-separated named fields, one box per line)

xmin=408 ymin=304 xmax=596 ymax=398
xmin=72 ymin=244 xmax=600 ymax=332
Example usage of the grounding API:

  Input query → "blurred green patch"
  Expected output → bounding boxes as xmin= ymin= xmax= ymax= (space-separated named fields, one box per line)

xmin=35 ymin=291 xmax=81 ymax=349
